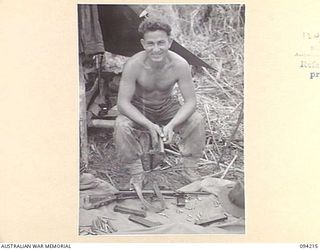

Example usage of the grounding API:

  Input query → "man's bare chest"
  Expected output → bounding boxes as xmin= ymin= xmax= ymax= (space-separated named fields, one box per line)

xmin=136 ymin=68 xmax=178 ymax=92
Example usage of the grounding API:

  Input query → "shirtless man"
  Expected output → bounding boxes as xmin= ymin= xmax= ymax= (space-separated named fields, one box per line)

xmin=114 ymin=17 xmax=205 ymax=185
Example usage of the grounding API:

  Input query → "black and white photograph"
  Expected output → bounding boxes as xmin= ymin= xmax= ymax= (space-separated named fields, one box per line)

xmin=78 ymin=4 xmax=245 ymax=235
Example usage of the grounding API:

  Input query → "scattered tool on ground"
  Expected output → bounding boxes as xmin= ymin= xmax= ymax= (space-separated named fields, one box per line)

xmin=128 ymin=215 xmax=162 ymax=228
xmin=90 ymin=216 xmax=118 ymax=234
xmin=195 ymin=214 xmax=228 ymax=226
xmin=83 ymin=189 xmax=211 ymax=210
xmin=176 ymin=194 xmax=186 ymax=207
xmin=131 ymin=182 xmax=166 ymax=213
xmin=83 ymin=194 xmax=117 ymax=210
xmin=113 ymin=205 xmax=146 ymax=217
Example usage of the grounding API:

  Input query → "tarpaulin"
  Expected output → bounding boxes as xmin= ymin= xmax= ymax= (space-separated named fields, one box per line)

xmin=97 ymin=5 xmax=213 ymax=69
xmin=78 ymin=5 xmax=105 ymax=56
xmin=79 ymin=177 xmax=245 ymax=235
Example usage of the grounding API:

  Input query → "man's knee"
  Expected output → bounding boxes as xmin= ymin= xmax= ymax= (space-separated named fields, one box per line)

xmin=177 ymin=111 xmax=205 ymax=137
xmin=114 ymin=115 xmax=136 ymax=146
xmin=187 ymin=111 xmax=205 ymax=126
xmin=115 ymin=115 xmax=135 ymax=132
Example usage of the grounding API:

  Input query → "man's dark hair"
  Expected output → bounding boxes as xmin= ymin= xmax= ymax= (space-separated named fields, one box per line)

xmin=138 ymin=17 xmax=172 ymax=37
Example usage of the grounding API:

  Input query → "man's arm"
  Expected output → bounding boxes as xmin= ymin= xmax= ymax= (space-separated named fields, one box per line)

xmin=117 ymin=60 xmax=151 ymax=127
xmin=117 ymin=60 xmax=163 ymax=145
xmin=163 ymin=60 xmax=196 ymax=143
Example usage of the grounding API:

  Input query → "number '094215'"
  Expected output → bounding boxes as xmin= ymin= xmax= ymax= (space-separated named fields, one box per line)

xmin=300 ymin=244 xmax=318 ymax=248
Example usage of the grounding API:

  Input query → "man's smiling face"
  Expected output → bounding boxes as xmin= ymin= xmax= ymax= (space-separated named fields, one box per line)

xmin=141 ymin=30 xmax=173 ymax=63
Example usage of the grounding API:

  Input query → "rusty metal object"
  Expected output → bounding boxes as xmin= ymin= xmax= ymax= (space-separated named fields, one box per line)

xmin=113 ymin=205 xmax=147 ymax=217
xmin=128 ymin=215 xmax=162 ymax=228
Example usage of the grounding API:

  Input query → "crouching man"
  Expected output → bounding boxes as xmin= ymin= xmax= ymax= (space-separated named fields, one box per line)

xmin=114 ymin=17 xmax=205 ymax=186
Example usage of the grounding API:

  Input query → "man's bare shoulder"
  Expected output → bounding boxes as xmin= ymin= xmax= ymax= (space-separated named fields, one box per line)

xmin=123 ymin=51 xmax=146 ymax=72
xmin=168 ymin=51 xmax=189 ymax=69
xmin=168 ymin=51 xmax=190 ymax=73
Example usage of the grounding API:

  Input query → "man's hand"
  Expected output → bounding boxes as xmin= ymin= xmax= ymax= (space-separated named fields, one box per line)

xmin=147 ymin=123 xmax=163 ymax=148
xmin=162 ymin=124 xmax=175 ymax=144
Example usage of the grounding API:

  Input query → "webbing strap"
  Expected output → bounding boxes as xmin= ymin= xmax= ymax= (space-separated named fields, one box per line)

xmin=132 ymin=182 xmax=166 ymax=213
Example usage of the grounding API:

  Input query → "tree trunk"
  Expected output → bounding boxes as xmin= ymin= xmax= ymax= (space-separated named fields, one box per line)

xmin=79 ymin=58 xmax=88 ymax=172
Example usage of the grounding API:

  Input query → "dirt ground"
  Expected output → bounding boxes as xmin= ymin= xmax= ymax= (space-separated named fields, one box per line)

xmin=86 ymin=126 xmax=244 ymax=191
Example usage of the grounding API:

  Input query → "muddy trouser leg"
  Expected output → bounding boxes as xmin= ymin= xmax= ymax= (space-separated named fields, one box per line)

xmin=175 ymin=111 xmax=206 ymax=181
xmin=114 ymin=114 xmax=150 ymax=183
